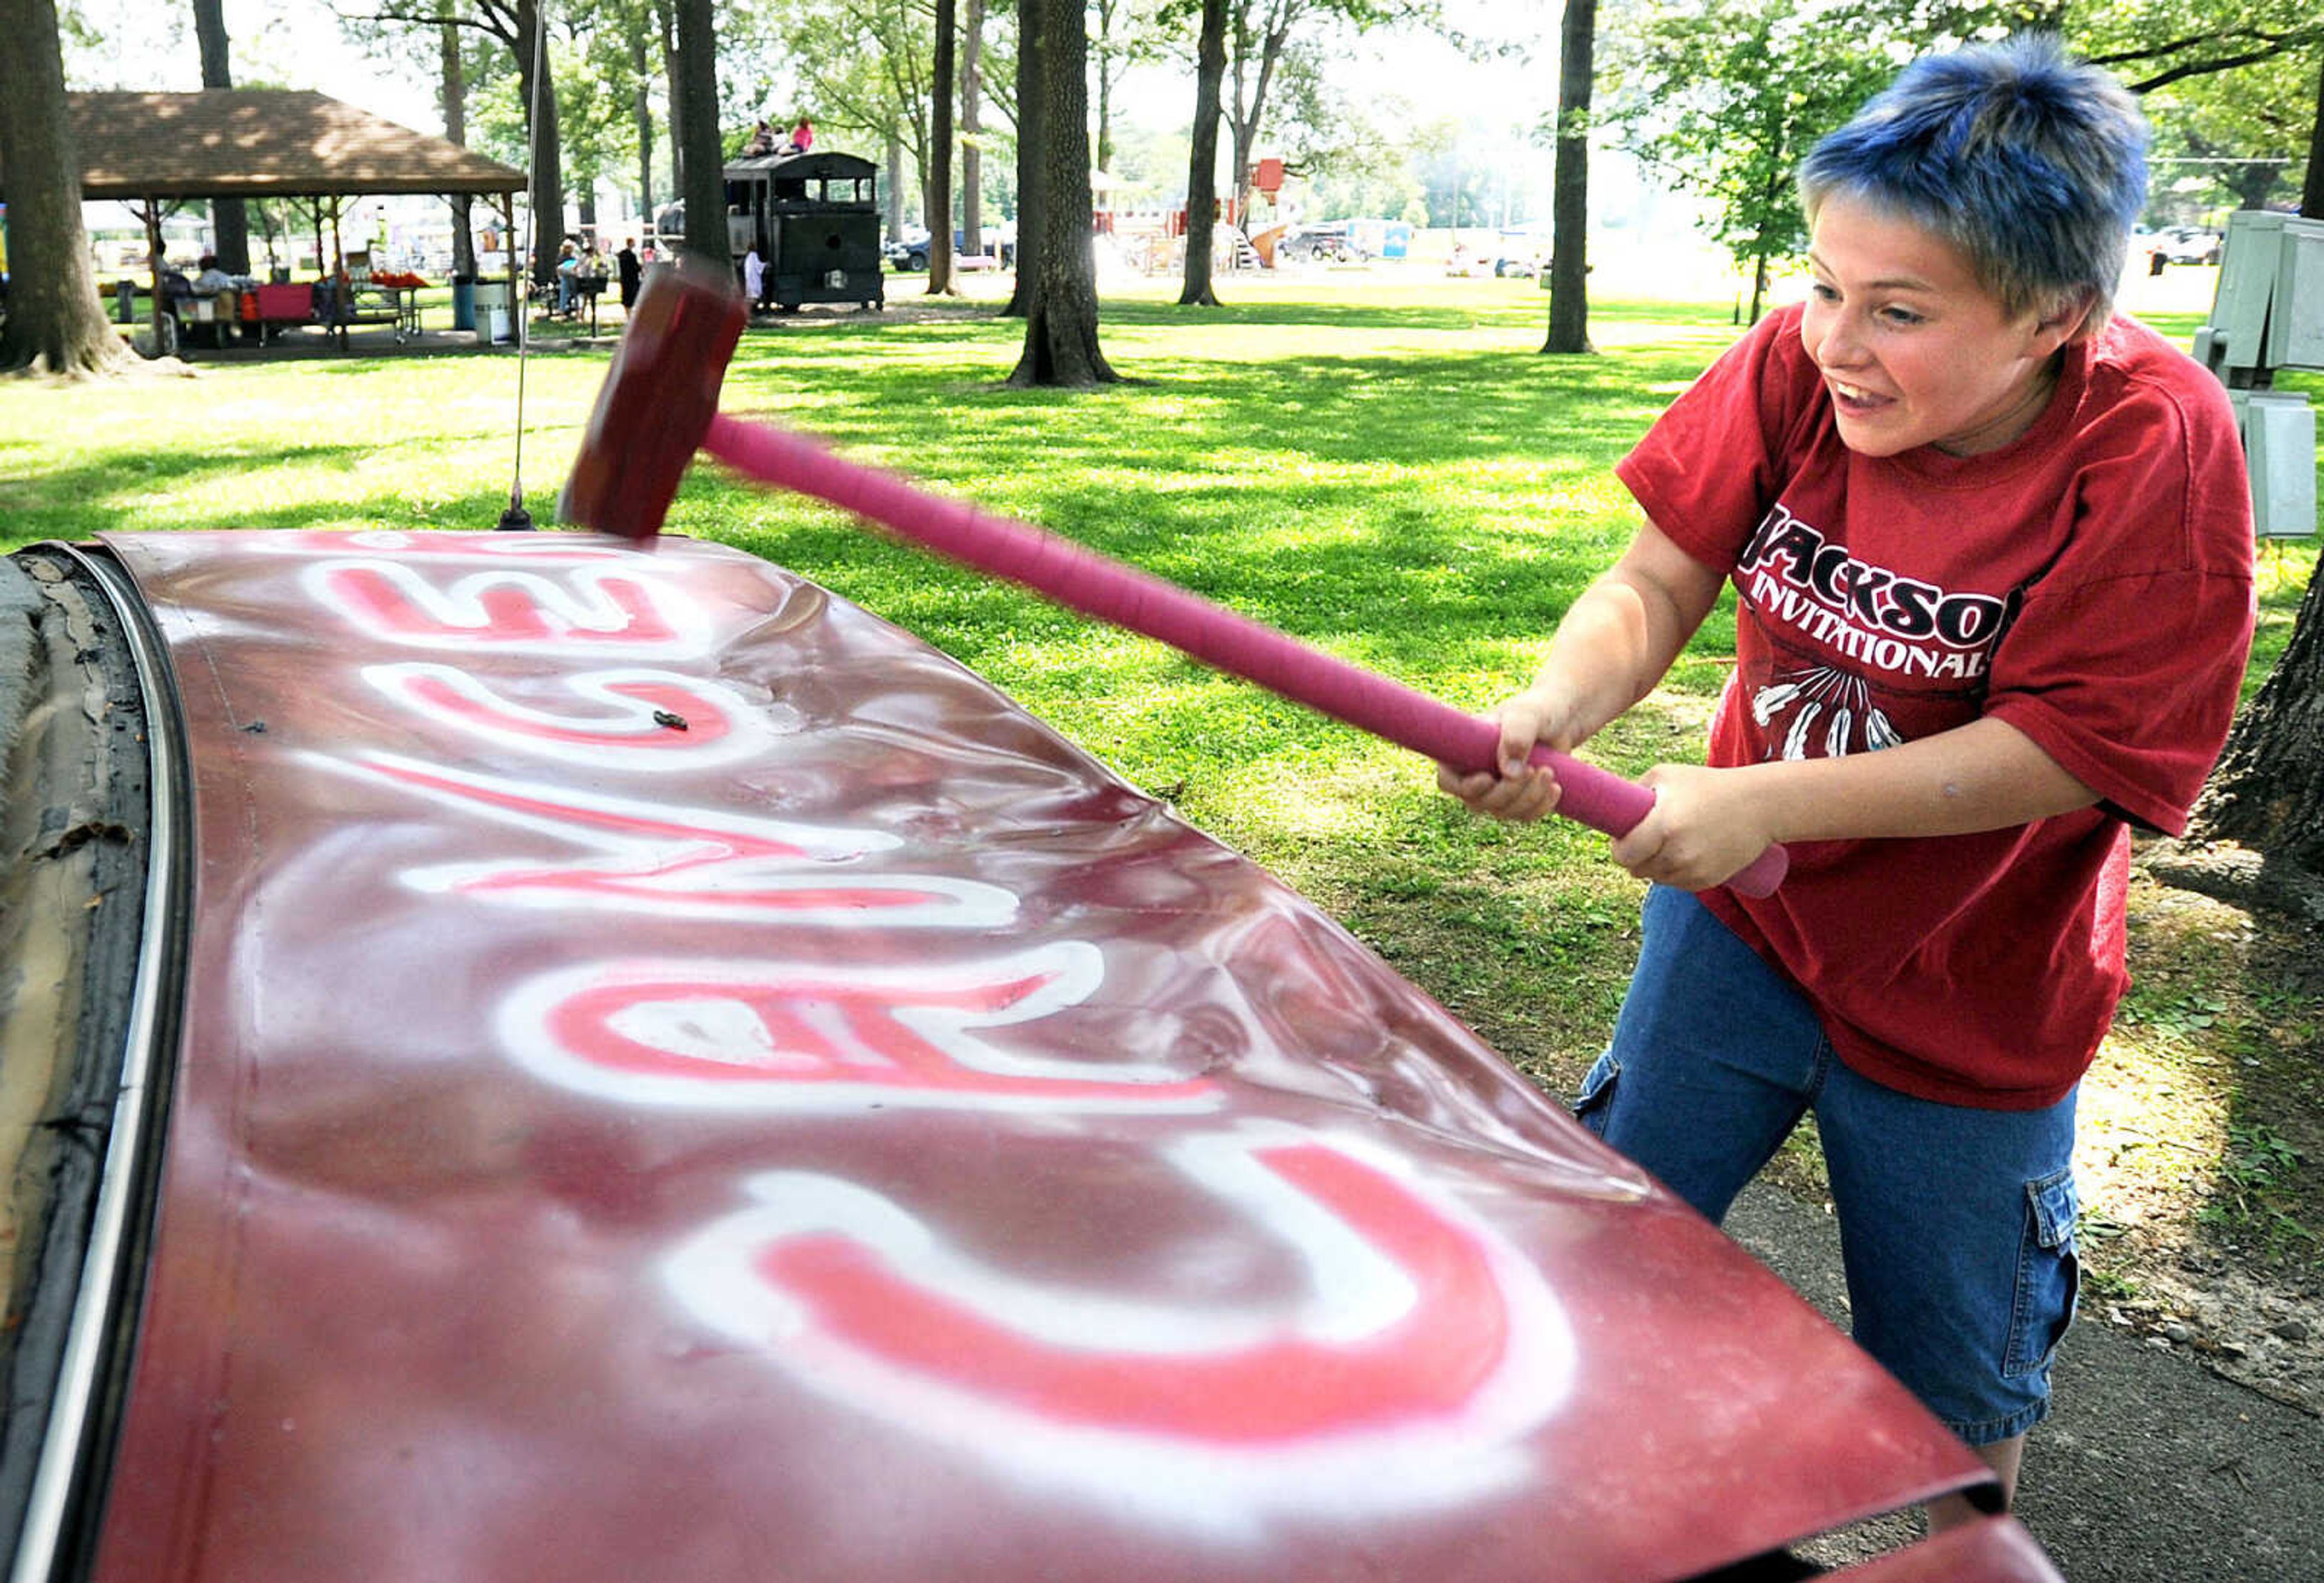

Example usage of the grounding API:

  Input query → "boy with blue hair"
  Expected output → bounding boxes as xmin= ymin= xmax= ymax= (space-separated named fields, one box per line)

xmin=1441 ymin=36 xmax=2253 ymax=1526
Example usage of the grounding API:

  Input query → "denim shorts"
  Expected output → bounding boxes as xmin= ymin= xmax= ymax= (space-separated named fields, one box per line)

xmin=1575 ymin=885 xmax=2081 ymax=1446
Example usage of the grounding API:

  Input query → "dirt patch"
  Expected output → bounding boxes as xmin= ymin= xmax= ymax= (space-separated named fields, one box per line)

xmin=2081 ymin=859 xmax=2324 ymax=1418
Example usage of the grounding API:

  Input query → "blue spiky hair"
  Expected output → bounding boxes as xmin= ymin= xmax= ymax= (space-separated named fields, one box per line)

xmin=1798 ymin=36 xmax=2148 ymax=330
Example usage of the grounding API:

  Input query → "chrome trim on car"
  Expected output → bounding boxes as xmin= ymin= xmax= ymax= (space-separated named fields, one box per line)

xmin=8 ymin=548 xmax=188 ymax=1583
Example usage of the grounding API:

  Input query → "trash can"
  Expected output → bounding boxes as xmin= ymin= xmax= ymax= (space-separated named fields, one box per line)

xmin=451 ymin=277 xmax=476 ymax=332
xmin=472 ymin=281 xmax=513 ymax=344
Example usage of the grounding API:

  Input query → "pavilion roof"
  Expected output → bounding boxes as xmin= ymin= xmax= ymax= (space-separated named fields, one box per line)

xmin=0 ymin=91 xmax=524 ymax=202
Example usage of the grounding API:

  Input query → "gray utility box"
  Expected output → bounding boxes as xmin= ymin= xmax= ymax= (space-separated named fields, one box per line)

xmin=2230 ymin=390 xmax=2319 ymax=540
xmin=2194 ymin=211 xmax=2323 ymax=537
xmin=723 ymin=150 xmax=885 ymax=313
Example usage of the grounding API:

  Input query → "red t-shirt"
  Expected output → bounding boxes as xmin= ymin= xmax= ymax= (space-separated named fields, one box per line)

xmin=1615 ymin=304 xmax=2254 ymax=1109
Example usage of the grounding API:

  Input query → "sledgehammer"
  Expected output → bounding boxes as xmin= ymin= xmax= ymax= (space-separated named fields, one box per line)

xmin=558 ymin=258 xmax=1789 ymax=897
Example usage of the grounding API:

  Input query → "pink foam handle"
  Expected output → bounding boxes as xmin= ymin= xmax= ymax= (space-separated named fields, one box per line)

xmin=701 ymin=414 xmax=1787 ymax=896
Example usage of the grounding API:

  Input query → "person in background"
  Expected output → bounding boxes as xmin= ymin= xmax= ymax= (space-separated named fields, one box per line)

xmin=783 ymin=114 xmax=814 ymax=156
xmin=187 ymin=253 xmax=242 ymax=344
xmin=743 ymin=119 xmax=776 ymax=156
xmin=1438 ymin=36 xmax=2253 ymax=1530
xmin=741 ymin=244 xmax=766 ymax=309
xmin=191 ymin=253 xmax=235 ymax=296
xmin=572 ymin=240 xmax=609 ymax=321
xmin=618 ymin=238 xmax=643 ymax=312
xmin=554 ymin=238 xmax=580 ymax=316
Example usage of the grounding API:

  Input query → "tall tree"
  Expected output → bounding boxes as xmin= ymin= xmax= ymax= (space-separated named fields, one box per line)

xmin=0 ymin=0 xmax=140 ymax=375
xmin=2306 ymin=46 xmax=2324 ymax=214
xmin=361 ymin=0 xmax=570 ymax=286
xmin=2076 ymin=1 xmax=2322 ymax=96
xmin=2050 ymin=3 xmax=2323 ymax=906
xmin=674 ymin=0 xmax=725 ymax=264
xmin=1212 ymin=0 xmax=1419 ymax=228
xmin=191 ymin=0 xmax=251 ymax=274
xmin=1091 ymin=0 xmax=1167 ymax=175
xmin=558 ymin=23 xmax=651 ymax=235
xmin=928 ymin=0 xmax=957 ymax=293
xmin=2072 ymin=0 xmax=2322 ymax=209
xmin=1541 ymin=0 xmax=1595 ymax=353
xmin=441 ymin=1 xmax=477 ymax=280
xmin=1008 ymin=0 xmax=1114 ymax=385
xmin=2175 ymin=568 xmax=2324 ymax=920
xmin=744 ymin=0 xmax=942 ymax=234
xmin=629 ymin=13 xmax=657 ymax=226
xmin=1600 ymin=0 xmax=1889 ymax=322
xmin=2161 ymin=31 xmax=2324 ymax=906
xmin=1177 ymin=0 xmax=1228 ymax=306
xmin=655 ymin=0 xmax=684 ymax=203
xmin=1002 ymin=0 xmax=1042 ymax=317
xmin=886 ymin=127 xmax=907 ymax=237
xmin=960 ymin=0 xmax=985 ymax=262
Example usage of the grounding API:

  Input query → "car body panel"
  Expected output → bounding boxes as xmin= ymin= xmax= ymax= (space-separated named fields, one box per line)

xmin=80 ymin=529 xmax=2036 ymax=1582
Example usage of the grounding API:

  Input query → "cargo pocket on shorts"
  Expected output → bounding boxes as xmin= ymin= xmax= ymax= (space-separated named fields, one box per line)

xmin=2005 ymin=1165 xmax=2081 ymax=1378
xmin=1572 ymin=1050 xmax=1620 ymax=1139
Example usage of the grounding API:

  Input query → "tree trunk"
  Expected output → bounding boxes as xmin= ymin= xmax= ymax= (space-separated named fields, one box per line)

xmin=887 ymin=130 xmax=907 ymax=241
xmin=1008 ymin=0 xmax=1114 ymax=387
xmin=928 ymin=0 xmax=957 ymax=295
xmin=674 ymin=0 xmax=726 ymax=268
xmin=2162 ymin=43 xmax=2316 ymax=897
xmin=2188 ymin=561 xmax=2324 ymax=878
xmin=2303 ymin=46 xmax=2323 ymax=219
xmin=140 ymin=200 xmax=171 ymax=353
xmin=961 ymin=0 xmax=983 ymax=264
xmin=1002 ymin=2 xmax=1043 ymax=319
xmin=2227 ymin=159 xmax=2281 ymax=215
xmin=656 ymin=0 xmax=683 ymax=206
xmin=1094 ymin=0 xmax=1116 ymax=176
xmin=191 ymin=0 xmax=251 ymax=274
xmin=1223 ymin=16 xmax=1287 ymax=234
xmin=442 ymin=11 xmax=476 ymax=279
xmin=1178 ymin=0 xmax=1227 ymax=307
xmin=631 ymin=27 xmax=657 ymax=228
xmin=510 ymin=0 xmax=569 ymax=287
xmin=1542 ymin=0 xmax=1595 ymax=354
xmin=0 ymin=0 xmax=139 ymax=376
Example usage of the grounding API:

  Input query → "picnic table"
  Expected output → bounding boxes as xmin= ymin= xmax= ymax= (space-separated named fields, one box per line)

xmin=107 ymin=275 xmax=431 ymax=355
xmin=248 ymin=277 xmax=422 ymax=346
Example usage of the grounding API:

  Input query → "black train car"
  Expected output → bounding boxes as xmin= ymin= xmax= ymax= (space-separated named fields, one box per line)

xmin=723 ymin=150 xmax=885 ymax=312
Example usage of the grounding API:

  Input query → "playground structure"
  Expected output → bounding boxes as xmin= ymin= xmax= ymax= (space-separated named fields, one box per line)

xmin=1097 ymin=199 xmax=1265 ymax=277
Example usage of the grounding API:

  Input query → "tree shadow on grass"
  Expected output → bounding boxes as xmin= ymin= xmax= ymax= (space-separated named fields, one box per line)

xmin=0 ymin=440 xmax=540 ymax=552
xmin=721 ymin=344 xmax=1700 ymax=486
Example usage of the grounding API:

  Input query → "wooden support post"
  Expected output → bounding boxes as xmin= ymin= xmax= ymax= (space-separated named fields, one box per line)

xmin=141 ymin=198 xmax=168 ymax=357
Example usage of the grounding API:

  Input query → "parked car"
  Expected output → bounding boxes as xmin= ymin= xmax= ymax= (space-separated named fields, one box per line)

xmin=953 ymin=222 xmax=1016 ymax=267
xmin=883 ymin=226 xmax=931 ymax=271
xmin=1276 ymin=221 xmax=1361 ymax=263
xmin=4 ymin=528 xmax=2062 ymax=1582
xmin=1494 ymin=225 xmax=1551 ymax=278
xmin=2159 ymin=227 xmax=2224 ymax=266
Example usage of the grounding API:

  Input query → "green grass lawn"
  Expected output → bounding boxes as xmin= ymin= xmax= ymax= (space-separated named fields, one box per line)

xmin=5 ymin=273 xmax=2320 ymax=1262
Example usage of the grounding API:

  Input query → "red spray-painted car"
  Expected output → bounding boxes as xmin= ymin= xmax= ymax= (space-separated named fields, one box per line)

xmin=2 ymin=530 xmax=2064 ymax=1582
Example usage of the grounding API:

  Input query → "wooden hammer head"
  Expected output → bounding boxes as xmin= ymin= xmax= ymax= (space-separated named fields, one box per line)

xmin=557 ymin=255 xmax=750 ymax=543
